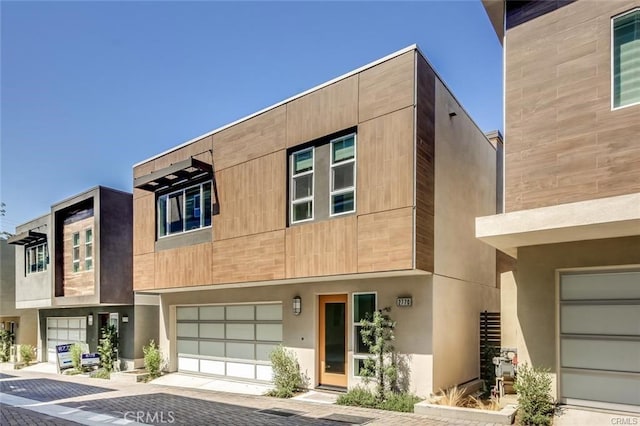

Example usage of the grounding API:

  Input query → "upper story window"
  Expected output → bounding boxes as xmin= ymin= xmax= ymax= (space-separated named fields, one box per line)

xmin=85 ymin=229 xmax=93 ymax=271
xmin=613 ymin=9 xmax=640 ymax=109
xmin=290 ymin=148 xmax=315 ymax=224
xmin=26 ymin=242 xmax=48 ymax=275
xmin=72 ymin=232 xmax=80 ymax=272
xmin=330 ymin=134 xmax=356 ymax=216
xmin=289 ymin=131 xmax=357 ymax=225
xmin=157 ymin=181 xmax=212 ymax=238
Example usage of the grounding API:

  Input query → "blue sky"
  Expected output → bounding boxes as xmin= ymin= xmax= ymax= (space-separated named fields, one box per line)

xmin=1 ymin=1 xmax=502 ymax=233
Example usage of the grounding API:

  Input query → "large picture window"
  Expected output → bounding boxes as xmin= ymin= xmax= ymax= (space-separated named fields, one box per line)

xmin=157 ymin=181 xmax=212 ymax=237
xmin=26 ymin=242 xmax=48 ymax=274
xmin=290 ymin=148 xmax=314 ymax=224
xmin=330 ymin=133 xmax=356 ymax=216
xmin=352 ymin=292 xmax=376 ymax=376
xmin=613 ymin=9 xmax=640 ymax=109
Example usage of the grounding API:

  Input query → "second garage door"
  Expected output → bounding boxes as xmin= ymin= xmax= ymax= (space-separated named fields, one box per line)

xmin=176 ymin=303 xmax=282 ymax=381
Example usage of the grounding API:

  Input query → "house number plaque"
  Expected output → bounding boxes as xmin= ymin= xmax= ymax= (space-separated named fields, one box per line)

xmin=396 ymin=297 xmax=412 ymax=307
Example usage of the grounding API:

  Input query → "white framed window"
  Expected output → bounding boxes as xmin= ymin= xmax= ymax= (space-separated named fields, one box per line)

xmin=157 ymin=181 xmax=212 ymax=238
xmin=85 ymin=228 xmax=93 ymax=271
xmin=612 ymin=8 xmax=640 ymax=109
xmin=26 ymin=242 xmax=48 ymax=275
xmin=290 ymin=147 xmax=314 ymax=224
xmin=352 ymin=292 xmax=377 ymax=377
xmin=72 ymin=232 xmax=80 ymax=273
xmin=330 ymin=133 xmax=356 ymax=216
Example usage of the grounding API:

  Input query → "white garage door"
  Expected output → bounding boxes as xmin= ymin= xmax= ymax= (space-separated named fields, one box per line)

xmin=559 ymin=270 xmax=640 ymax=410
xmin=176 ymin=304 xmax=282 ymax=381
xmin=46 ymin=317 xmax=87 ymax=363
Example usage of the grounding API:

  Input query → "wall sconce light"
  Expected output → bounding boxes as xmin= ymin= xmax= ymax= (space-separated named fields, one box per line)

xmin=87 ymin=314 xmax=93 ymax=326
xmin=292 ymin=296 xmax=302 ymax=316
xmin=122 ymin=315 xmax=129 ymax=323
xmin=448 ymin=111 xmax=457 ymax=118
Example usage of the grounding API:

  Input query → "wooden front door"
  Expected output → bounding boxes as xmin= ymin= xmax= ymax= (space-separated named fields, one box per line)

xmin=319 ymin=294 xmax=348 ymax=387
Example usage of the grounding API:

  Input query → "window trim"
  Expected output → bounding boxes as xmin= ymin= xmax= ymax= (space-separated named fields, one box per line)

xmin=72 ymin=232 xmax=80 ymax=273
xmin=290 ymin=147 xmax=315 ymax=224
xmin=329 ymin=133 xmax=357 ymax=217
xmin=351 ymin=291 xmax=377 ymax=378
xmin=25 ymin=242 xmax=48 ymax=275
xmin=611 ymin=7 xmax=640 ymax=111
xmin=157 ymin=180 xmax=213 ymax=239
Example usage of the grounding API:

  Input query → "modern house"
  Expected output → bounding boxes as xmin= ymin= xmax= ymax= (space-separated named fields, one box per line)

xmin=8 ymin=186 xmax=158 ymax=369
xmin=479 ymin=0 xmax=640 ymax=412
xmin=132 ymin=45 xmax=503 ymax=397
xmin=0 ymin=238 xmax=37 ymax=348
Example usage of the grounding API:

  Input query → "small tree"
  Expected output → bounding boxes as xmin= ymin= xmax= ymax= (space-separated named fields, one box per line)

xmin=98 ymin=325 xmax=118 ymax=372
xmin=71 ymin=343 xmax=84 ymax=371
xmin=20 ymin=344 xmax=34 ymax=365
xmin=514 ymin=363 xmax=554 ymax=426
xmin=143 ymin=340 xmax=164 ymax=378
xmin=359 ymin=307 xmax=398 ymax=402
xmin=268 ymin=345 xmax=304 ymax=398
xmin=0 ymin=329 xmax=13 ymax=362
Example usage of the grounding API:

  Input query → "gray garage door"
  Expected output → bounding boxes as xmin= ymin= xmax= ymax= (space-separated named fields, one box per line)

xmin=46 ymin=317 xmax=87 ymax=363
xmin=176 ymin=304 xmax=282 ymax=381
xmin=559 ymin=270 xmax=640 ymax=410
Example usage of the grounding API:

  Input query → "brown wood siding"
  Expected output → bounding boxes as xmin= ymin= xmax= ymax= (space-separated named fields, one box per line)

xmin=215 ymin=151 xmax=286 ymax=240
xmin=505 ymin=0 xmax=640 ymax=212
xmin=357 ymin=207 xmax=414 ymax=272
xmin=285 ymin=216 xmax=357 ymax=278
xmin=155 ymin=242 xmax=213 ymax=289
xmin=134 ymin=252 xmax=155 ymax=290
xmin=133 ymin=192 xmax=155 ymax=255
xmin=357 ymin=106 xmax=414 ymax=215
xmin=286 ymin=76 xmax=358 ymax=148
xmin=213 ymin=106 xmax=287 ymax=171
xmin=153 ymin=136 xmax=213 ymax=171
xmin=415 ymin=54 xmax=436 ymax=273
xmin=358 ymin=51 xmax=415 ymax=123
xmin=211 ymin=230 xmax=285 ymax=284
xmin=62 ymin=216 xmax=95 ymax=297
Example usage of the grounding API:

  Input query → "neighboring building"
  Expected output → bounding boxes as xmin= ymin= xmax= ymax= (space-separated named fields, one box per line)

xmin=132 ymin=45 xmax=501 ymax=396
xmin=8 ymin=186 xmax=158 ymax=369
xmin=0 ymin=238 xmax=37 ymax=347
xmin=479 ymin=0 xmax=640 ymax=412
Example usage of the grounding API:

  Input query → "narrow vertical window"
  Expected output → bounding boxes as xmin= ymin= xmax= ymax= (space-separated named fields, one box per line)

xmin=290 ymin=148 xmax=314 ymax=223
xmin=613 ymin=9 xmax=640 ymax=108
xmin=72 ymin=232 xmax=80 ymax=272
xmin=85 ymin=229 xmax=93 ymax=271
xmin=353 ymin=293 xmax=376 ymax=376
xmin=330 ymin=134 xmax=356 ymax=215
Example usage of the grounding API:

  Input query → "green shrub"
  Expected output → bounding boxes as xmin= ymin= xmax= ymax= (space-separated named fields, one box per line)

xmin=143 ymin=340 xmax=164 ymax=379
xmin=266 ymin=346 xmax=303 ymax=398
xmin=71 ymin=343 xmax=84 ymax=371
xmin=19 ymin=344 xmax=34 ymax=365
xmin=0 ymin=330 xmax=13 ymax=362
xmin=514 ymin=363 xmax=554 ymax=426
xmin=99 ymin=325 xmax=118 ymax=372
xmin=337 ymin=387 xmax=421 ymax=413
xmin=90 ymin=368 xmax=110 ymax=379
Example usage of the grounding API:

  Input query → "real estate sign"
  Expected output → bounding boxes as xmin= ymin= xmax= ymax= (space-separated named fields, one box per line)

xmin=81 ymin=352 xmax=100 ymax=367
xmin=55 ymin=344 xmax=74 ymax=371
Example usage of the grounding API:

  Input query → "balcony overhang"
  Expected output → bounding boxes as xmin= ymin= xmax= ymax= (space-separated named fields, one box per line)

xmin=134 ymin=158 xmax=213 ymax=192
xmin=7 ymin=230 xmax=47 ymax=246
xmin=476 ymin=193 xmax=640 ymax=258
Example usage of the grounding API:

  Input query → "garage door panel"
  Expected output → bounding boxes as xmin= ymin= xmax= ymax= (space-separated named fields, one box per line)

xmin=177 ymin=307 xmax=198 ymax=320
xmin=178 ymin=357 xmax=199 ymax=372
xmin=561 ymin=338 xmax=640 ymax=373
xmin=200 ymin=360 xmax=225 ymax=375
xmin=199 ymin=341 xmax=224 ymax=357
xmin=177 ymin=339 xmax=198 ymax=355
xmin=561 ymin=305 xmax=640 ymax=335
xmin=256 ymin=344 xmax=277 ymax=361
xmin=562 ymin=370 xmax=640 ymax=406
xmin=257 ymin=305 xmax=282 ymax=321
xmin=226 ymin=306 xmax=254 ymax=320
xmin=226 ymin=323 xmax=254 ymax=340
xmin=256 ymin=324 xmax=282 ymax=341
xmin=256 ymin=365 xmax=273 ymax=381
xmin=561 ymin=272 xmax=640 ymax=300
xmin=177 ymin=323 xmax=198 ymax=338
xmin=227 ymin=362 xmax=254 ymax=379
xmin=199 ymin=306 xmax=224 ymax=320
xmin=226 ymin=342 xmax=255 ymax=360
xmin=199 ymin=323 xmax=224 ymax=339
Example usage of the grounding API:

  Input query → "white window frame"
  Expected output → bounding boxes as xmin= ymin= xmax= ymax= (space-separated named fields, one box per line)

xmin=329 ymin=133 xmax=357 ymax=217
xmin=26 ymin=242 xmax=48 ymax=275
xmin=157 ymin=180 xmax=213 ymax=238
xmin=290 ymin=147 xmax=315 ymax=224
xmin=352 ymin=291 xmax=377 ymax=378
xmin=85 ymin=228 xmax=93 ymax=271
xmin=611 ymin=8 xmax=640 ymax=111
xmin=72 ymin=232 xmax=80 ymax=273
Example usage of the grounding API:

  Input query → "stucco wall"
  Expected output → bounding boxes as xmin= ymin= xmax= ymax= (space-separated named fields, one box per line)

xmin=504 ymin=236 xmax=640 ymax=395
xmin=159 ymin=275 xmax=436 ymax=396
xmin=14 ymin=215 xmax=52 ymax=309
xmin=0 ymin=239 xmax=16 ymax=316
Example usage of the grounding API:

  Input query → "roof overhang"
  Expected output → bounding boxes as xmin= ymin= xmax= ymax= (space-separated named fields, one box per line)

xmin=476 ymin=193 xmax=640 ymax=258
xmin=134 ymin=158 xmax=213 ymax=192
xmin=482 ymin=0 xmax=504 ymax=44
xmin=7 ymin=230 xmax=47 ymax=246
